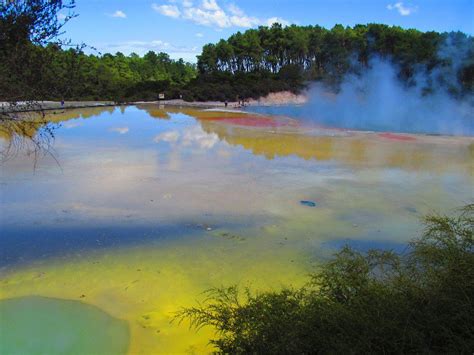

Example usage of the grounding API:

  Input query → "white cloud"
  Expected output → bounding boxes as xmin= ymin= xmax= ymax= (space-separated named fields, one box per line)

xmin=110 ymin=10 xmax=127 ymax=18
xmin=183 ymin=6 xmax=230 ymax=27
xmin=195 ymin=32 xmax=204 ymax=37
xmin=226 ymin=4 xmax=260 ymax=27
xmin=153 ymin=0 xmax=290 ymax=29
xmin=265 ymin=17 xmax=290 ymax=27
xmin=202 ymin=0 xmax=220 ymax=11
xmin=229 ymin=15 xmax=259 ymax=28
xmin=182 ymin=0 xmax=193 ymax=7
xmin=96 ymin=39 xmax=199 ymax=61
xmin=57 ymin=13 xmax=67 ymax=20
xmin=387 ymin=2 xmax=416 ymax=16
xmin=228 ymin=3 xmax=244 ymax=16
xmin=104 ymin=39 xmax=171 ymax=53
xmin=110 ymin=127 xmax=129 ymax=134
xmin=152 ymin=3 xmax=181 ymax=18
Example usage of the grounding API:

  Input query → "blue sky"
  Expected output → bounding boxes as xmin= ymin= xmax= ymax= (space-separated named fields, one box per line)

xmin=60 ymin=0 xmax=474 ymax=62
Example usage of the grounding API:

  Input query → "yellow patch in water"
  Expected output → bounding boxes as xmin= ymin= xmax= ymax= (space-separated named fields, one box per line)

xmin=200 ymin=120 xmax=474 ymax=174
xmin=0 ymin=237 xmax=309 ymax=354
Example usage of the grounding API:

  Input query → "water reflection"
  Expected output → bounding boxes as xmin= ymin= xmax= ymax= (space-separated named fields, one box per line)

xmin=1 ymin=104 xmax=472 ymax=248
xmin=246 ymin=103 xmax=474 ymax=136
xmin=3 ymin=105 xmax=472 ymax=174
xmin=200 ymin=120 xmax=473 ymax=173
xmin=0 ymin=104 xmax=472 ymax=353
xmin=0 ymin=106 xmax=116 ymax=140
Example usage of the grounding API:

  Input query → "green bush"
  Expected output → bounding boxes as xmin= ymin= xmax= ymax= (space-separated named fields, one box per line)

xmin=176 ymin=205 xmax=474 ymax=354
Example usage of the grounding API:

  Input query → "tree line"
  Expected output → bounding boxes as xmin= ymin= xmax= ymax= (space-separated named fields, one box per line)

xmin=194 ymin=23 xmax=473 ymax=100
xmin=30 ymin=46 xmax=197 ymax=101
xmin=1 ymin=1 xmax=472 ymax=104
xmin=1 ymin=43 xmax=197 ymax=102
xmin=0 ymin=1 xmax=196 ymax=103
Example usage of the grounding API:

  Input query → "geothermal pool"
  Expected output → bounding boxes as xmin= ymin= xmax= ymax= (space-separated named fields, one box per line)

xmin=0 ymin=105 xmax=472 ymax=353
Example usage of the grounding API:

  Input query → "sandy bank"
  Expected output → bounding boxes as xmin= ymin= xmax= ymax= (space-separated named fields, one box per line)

xmin=1 ymin=91 xmax=308 ymax=113
xmin=1 ymin=100 xmax=231 ymax=112
xmin=0 ymin=100 xmax=116 ymax=113
xmin=247 ymin=91 xmax=308 ymax=106
xmin=150 ymin=91 xmax=308 ymax=107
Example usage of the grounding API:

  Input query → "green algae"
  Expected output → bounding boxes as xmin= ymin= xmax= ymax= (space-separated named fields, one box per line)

xmin=0 ymin=296 xmax=129 ymax=355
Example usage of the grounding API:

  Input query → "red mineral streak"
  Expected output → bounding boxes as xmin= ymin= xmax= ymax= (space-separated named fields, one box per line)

xmin=209 ymin=116 xmax=297 ymax=128
xmin=378 ymin=132 xmax=416 ymax=141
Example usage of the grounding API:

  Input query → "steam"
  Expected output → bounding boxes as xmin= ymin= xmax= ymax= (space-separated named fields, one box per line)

xmin=250 ymin=34 xmax=474 ymax=136
xmin=301 ymin=58 xmax=473 ymax=135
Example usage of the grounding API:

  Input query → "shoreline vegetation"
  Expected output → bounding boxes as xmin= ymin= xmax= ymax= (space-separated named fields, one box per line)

xmin=176 ymin=206 xmax=474 ymax=354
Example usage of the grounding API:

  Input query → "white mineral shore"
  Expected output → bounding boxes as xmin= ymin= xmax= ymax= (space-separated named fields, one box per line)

xmin=1 ymin=91 xmax=308 ymax=112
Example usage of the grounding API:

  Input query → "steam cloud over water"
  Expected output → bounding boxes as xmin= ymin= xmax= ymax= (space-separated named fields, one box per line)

xmin=249 ymin=58 xmax=473 ymax=136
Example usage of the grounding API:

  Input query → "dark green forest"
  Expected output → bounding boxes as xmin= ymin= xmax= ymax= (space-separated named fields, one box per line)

xmin=5 ymin=45 xmax=197 ymax=101
xmin=190 ymin=23 xmax=474 ymax=101
xmin=0 ymin=1 xmax=196 ymax=103
xmin=1 ymin=1 xmax=473 ymax=103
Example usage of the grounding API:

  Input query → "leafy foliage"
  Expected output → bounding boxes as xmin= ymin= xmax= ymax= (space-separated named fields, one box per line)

xmin=195 ymin=24 xmax=473 ymax=99
xmin=0 ymin=1 xmax=196 ymax=103
xmin=181 ymin=70 xmax=302 ymax=102
xmin=0 ymin=45 xmax=197 ymax=102
xmin=0 ymin=0 xmax=77 ymax=102
xmin=176 ymin=205 xmax=474 ymax=353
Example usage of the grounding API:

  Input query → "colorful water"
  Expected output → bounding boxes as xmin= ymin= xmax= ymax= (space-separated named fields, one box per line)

xmin=0 ymin=296 xmax=129 ymax=354
xmin=0 ymin=105 xmax=472 ymax=353
xmin=246 ymin=103 xmax=474 ymax=136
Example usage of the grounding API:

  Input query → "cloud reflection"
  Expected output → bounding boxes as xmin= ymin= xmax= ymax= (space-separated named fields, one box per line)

xmin=110 ymin=127 xmax=129 ymax=134
xmin=154 ymin=130 xmax=180 ymax=143
xmin=154 ymin=126 xmax=220 ymax=150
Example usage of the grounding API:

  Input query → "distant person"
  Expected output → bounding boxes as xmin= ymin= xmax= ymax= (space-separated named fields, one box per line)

xmin=225 ymin=100 xmax=228 ymax=107
xmin=60 ymin=100 xmax=64 ymax=108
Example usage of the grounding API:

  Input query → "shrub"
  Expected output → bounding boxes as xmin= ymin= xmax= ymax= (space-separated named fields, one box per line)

xmin=176 ymin=205 xmax=474 ymax=354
